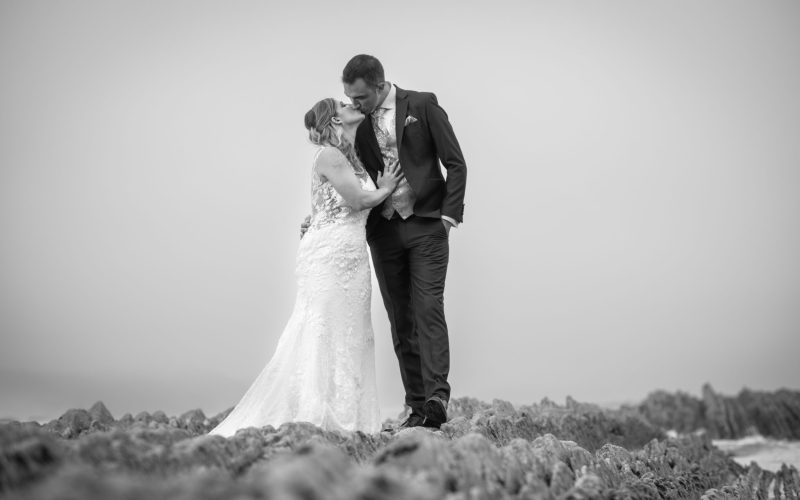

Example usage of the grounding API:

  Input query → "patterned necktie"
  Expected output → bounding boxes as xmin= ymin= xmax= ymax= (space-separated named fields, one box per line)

xmin=371 ymin=108 xmax=391 ymax=154
xmin=371 ymin=107 xmax=415 ymax=219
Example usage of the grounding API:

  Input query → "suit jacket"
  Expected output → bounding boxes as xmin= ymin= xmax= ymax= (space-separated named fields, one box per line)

xmin=355 ymin=86 xmax=467 ymax=235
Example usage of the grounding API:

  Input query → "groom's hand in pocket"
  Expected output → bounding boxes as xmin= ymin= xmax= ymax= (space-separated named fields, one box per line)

xmin=442 ymin=218 xmax=453 ymax=236
xmin=300 ymin=215 xmax=311 ymax=239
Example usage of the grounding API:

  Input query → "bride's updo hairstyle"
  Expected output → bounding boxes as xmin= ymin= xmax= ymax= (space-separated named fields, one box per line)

xmin=304 ymin=97 xmax=365 ymax=173
xmin=304 ymin=98 xmax=342 ymax=147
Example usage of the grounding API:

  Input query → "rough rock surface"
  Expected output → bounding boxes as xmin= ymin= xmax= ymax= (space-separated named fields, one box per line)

xmin=702 ymin=461 xmax=800 ymax=499
xmin=442 ymin=396 xmax=664 ymax=452
xmin=638 ymin=384 xmax=800 ymax=439
xmin=1 ymin=392 xmax=797 ymax=499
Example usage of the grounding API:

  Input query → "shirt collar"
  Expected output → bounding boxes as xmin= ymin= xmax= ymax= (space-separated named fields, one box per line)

xmin=377 ymin=83 xmax=396 ymax=111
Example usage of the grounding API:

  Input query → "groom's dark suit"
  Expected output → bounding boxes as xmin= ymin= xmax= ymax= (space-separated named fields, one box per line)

xmin=356 ymin=85 xmax=467 ymax=416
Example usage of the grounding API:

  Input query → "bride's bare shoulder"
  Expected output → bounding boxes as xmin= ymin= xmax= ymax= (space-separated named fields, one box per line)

xmin=315 ymin=147 xmax=348 ymax=173
xmin=316 ymin=146 xmax=346 ymax=161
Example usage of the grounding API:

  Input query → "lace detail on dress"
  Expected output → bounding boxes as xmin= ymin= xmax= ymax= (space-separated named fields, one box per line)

xmin=209 ymin=146 xmax=380 ymax=436
xmin=308 ymin=147 xmax=372 ymax=232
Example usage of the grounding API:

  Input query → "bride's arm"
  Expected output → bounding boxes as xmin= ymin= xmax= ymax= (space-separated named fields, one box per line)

xmin=316 ymin=148 xmax=402 ymax=211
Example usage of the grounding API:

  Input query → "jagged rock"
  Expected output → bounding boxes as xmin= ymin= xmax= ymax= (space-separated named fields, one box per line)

xmin=447 ymin=396 xmax=492 ymax=419
xmin=757 ymin=468 xmax=775 ymax=499
xmin=178 ymin=409 xmax=207 ymax=433
xmin=540 ymin=397 xmax=559 ymax=408
xmin=373 ymin=429 xmax=451 ymax=489
xmin=523 ymin=398 xmax=664 ymax=451
xmin=179 ymin=409 xmax=205 ymax=424
xmin=12 ymin=442 xmax=432 ymax=500
xmin=635 ymin=389 xmax=705 ymax=432
xmin=440 ymin=415 xmax=470 ymax=438
xmin=45 ymin=409 xmax=92 ymax=439
xmin=780 ymin=463 xmax=800 ymax=498
xmin=119 ymin=413 xmax=133 ymax=426
xmin=0 ymin=423 xmax=64 ymax=492
xmin=518 ymin=477 xmax=552 ymax=499
xmin=1 ymin=394 xmax=795 ymax=499
xmin=450 ymin=432 xmax=508 ymax=496
xmin=207 ymin=406 xmax=233 ymax=429
xmin=550 ymin=461 xmax=575 ymax=497
xmin=566 ymin=471 xmax=604 ymax=499
xmin=501 ymin=437 xmax=559 ymax=496
xmin=702 ymin=462 xmax=800 ymax=499
xmin=432 ymin=397 xmax=664 ymax=452
xmin=8 ymin=463 xmax=255 ymax=500
xmin=374 ymin=430 xmax=524 ymax=497
xmin=151 ymin=410 xmax=169 ymax=425
xmin=702 ymin=383 xmax=750 ymax=438
xmin=532 ymin=433 xmax=593 ymax=473
xmin=491 ymin=398 xmax=518 ymax=417
xmin=592 ymin=443 xmax=637 ymax=489
xmin=74 ymin=426 xmax=194 ymax=473
xmin=250 ymin=442 xmax=375 ymax=500
xmin=639 ymin=384 xmax=800 ymax=440
xmin=88 ymin=402 xmax=114 ymax=427
xmin=739 ymin=388 xmax=800 ymax=440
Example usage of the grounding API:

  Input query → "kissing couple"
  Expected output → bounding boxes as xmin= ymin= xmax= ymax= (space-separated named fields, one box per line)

xmin=210 ymin=54 xmax=467 ymax=436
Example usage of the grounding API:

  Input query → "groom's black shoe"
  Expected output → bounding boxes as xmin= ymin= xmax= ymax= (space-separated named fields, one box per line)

xmin=397 ymin=412 xmax=425 ymax=430
xmin=422 ymin=397 xmax=448 ymax=429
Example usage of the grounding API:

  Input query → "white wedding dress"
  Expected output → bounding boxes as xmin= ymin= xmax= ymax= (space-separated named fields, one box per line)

xmin=209 ymin=147 xmax=381 ymax=437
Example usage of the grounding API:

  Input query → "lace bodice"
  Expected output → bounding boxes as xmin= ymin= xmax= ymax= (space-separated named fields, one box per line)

xmin=307 ymin=147 xmax=375 ymax=232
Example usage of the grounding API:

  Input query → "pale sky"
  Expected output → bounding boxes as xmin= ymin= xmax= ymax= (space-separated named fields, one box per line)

xmin=1 ymin=0 xmax=798 ymax=421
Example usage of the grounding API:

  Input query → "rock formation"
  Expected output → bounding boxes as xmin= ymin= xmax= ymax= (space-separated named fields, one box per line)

xmin=638 ymin=383 xmax=800 ymax=439
xmin=1 ymin=389 xmax=798 ymax=499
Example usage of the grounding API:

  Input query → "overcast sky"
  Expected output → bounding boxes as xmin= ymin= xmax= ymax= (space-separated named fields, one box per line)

xmin=1 ymin=0 xmax=798 ymax=422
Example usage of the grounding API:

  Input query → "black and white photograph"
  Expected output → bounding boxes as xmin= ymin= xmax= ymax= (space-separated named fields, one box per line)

xmin=1 ymin=1 xmax=799 ymax=498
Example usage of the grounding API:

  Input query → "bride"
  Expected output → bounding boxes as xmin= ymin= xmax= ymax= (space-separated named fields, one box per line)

xmin=209 ymin=98 xmax=403 ymax=437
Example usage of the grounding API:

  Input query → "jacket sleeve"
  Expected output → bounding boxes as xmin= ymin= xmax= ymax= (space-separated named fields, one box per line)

xmin=425 ymin=93 xmax=467 ymax=223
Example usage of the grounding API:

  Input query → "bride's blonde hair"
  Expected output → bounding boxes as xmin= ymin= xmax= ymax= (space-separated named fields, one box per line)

xmin=304 ymin=98 xmax=342 ymax=147
xmin=304 ymin=98 xmax=365 ymax=173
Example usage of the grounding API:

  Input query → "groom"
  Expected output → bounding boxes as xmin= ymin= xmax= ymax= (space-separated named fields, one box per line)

xmin=342 ymin=54 xmax=467 ymax=429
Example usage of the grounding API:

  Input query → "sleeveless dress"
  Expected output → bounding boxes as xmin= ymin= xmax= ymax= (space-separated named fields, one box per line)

xmin=209 ymin=147 xmax=381 ymax=436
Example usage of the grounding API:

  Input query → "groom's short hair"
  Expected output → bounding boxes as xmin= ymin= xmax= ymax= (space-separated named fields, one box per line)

xmin=342 ymin=54 xmax=385 ymax=88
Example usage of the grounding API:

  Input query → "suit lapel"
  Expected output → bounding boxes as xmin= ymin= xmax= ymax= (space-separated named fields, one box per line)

xmin=395 ymin=86 xmax=408 ymax=150
xmin=357 ymin=117 xmax=383 ymax=172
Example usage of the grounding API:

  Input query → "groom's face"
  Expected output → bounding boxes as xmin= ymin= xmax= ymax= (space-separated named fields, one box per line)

xmin=344 ymin=78 xmax=381 ymax=114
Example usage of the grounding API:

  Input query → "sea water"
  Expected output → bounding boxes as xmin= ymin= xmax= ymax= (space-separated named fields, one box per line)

xmin=713 ymin=436 xmax=800 ymax=472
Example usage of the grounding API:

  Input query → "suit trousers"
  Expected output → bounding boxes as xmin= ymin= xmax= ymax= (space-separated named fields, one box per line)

xmin=367 ymin=214 xmax=450 ymax=414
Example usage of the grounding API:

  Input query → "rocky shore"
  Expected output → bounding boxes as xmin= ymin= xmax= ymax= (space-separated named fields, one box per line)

xmin=637 ymin=384 xmax=800 ymax=440
xmin=1 ymin=387 xmax=798 ymax=499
